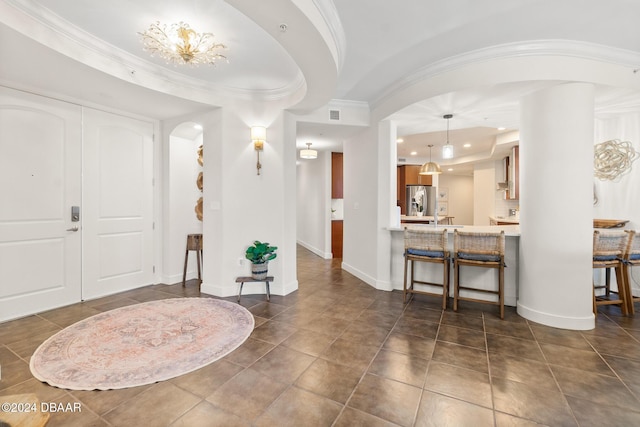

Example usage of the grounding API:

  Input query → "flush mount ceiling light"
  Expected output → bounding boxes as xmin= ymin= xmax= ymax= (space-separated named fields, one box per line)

xmin=300 ymin=143 xmax=318 ymax=159
xmin=419 ymin=144 xmax=442 ymax=175
xmin=139 ymin=21 xmax=227 ymax=66
xmin=442 ymin=114 xmax=454 ymax=159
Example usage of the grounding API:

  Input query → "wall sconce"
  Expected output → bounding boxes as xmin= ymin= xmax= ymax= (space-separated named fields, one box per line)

xmin=251 ymin=126 xmax=266 ymax=175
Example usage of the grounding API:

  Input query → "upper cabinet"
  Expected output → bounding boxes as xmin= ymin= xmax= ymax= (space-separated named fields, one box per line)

xmin=397 ymin=165 xmax=432 ymax=214
xmin=507 ymin=146 xmax=519 ymax=200
xmin=399 ymin=165 xmax=432 ymax=186
xmin=331 ymin=152 xmax=343 ymax=199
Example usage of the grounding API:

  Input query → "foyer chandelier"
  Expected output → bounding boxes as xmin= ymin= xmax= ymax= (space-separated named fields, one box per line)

xmin=139 ymin=21 xmax=227 ymax=66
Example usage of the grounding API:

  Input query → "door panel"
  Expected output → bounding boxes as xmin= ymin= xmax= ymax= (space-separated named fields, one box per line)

xmin=82 ymin=109 xmax=154 ymax=300
xmin=0 ymin=86 xmax=82 ymax=322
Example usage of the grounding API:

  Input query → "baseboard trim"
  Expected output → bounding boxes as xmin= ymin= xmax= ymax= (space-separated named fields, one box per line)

xmin=200 ymin=279 xmax=298 ymax=298
xmin=517 ymin=302 xmax=595 ymax=330
xmin=341 ymin=262 xmax=392 ymax=291
xmin=296 ymin=240 xmax=332 ymax=259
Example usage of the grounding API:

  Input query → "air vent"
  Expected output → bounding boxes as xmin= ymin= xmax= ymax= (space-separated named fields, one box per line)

xmin=329 ymin=109 xmax=340 ymax=121
xmin=398 ymin=158 xmax=407 ymax=163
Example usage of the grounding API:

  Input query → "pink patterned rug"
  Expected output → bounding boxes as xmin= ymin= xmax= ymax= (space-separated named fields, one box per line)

xmin=30 ymin=298 xmax=254 ymax=390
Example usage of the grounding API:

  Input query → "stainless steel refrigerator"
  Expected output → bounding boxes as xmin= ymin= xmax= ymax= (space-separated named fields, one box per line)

xmin=406 ymin=185 xmax=437 ymax=216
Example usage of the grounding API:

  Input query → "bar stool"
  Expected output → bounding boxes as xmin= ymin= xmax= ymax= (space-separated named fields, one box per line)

xmin=622 ymin=230 xmax=639 ymax=314
xmin=453 ymin=230 xmax=505 ymax=319
xmin=182 ymin=233 xmax=203 ymax=287
xmin=403 ymin=227 xmax=449 ymax=309
xmin=592 ymin=230 xmax=631 ymax=315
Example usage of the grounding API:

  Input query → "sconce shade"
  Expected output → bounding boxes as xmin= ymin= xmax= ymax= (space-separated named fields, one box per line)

xmin=251 ymin=126 xmax=266 ymax=143
xmin=300 ymin=142 xmax=317 ymax=159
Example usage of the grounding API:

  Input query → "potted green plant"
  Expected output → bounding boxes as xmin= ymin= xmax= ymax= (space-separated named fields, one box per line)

xmin=245 ymin=240 xmax=277 ymax=280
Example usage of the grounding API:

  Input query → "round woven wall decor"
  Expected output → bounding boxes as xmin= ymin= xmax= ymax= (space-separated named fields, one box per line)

xmin=594 ymin=139 xmax=638 ymax=181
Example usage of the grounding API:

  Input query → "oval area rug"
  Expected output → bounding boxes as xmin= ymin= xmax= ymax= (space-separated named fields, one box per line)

xmin=30 ymin=298 xmax=254 ymax=390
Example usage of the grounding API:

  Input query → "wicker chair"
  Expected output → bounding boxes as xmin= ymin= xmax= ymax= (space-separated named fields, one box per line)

xmin=403 ymin=227 xmax=449 ymax=309
xmin=453 ymin=230 xmax=505 ymax=319
xmin=622 ymin=230 xmax=639 ymax=314
xmin=592 ymin=230 xmax=631 ymax=315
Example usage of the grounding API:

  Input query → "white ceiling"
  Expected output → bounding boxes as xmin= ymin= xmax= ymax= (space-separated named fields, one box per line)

xmin=2 ymin=0 xmax=640 ymax=173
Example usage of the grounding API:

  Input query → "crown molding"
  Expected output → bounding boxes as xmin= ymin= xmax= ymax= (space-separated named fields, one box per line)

xmin=1 ymin=0 xmax=307 ymax=107
xmin=372 ymin=39 xmax=640 ymax=110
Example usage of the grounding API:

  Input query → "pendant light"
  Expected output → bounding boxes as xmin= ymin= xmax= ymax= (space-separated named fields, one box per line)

xmin=442 ymin=114 xmax=454 ymax=159
xmin=300 ymin=142 xmax=317 ymax=159
xmin=419 ymin=144 xmax=442 ymax=175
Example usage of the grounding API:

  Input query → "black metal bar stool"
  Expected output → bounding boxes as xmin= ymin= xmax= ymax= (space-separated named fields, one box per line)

xmin=182 ymin=233 xmax=203 ymax=287
xmin=453 ymin=230 xmax=505 ymax=319
xmin=403 ymin=227 xmax=449 ymax=309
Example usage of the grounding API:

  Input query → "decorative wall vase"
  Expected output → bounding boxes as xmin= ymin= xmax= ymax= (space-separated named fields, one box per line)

xmin=195 ymin=197 xmax=203 ymax=221
xmin=196 ymin=172 xmax=203 ymax=190
xmin=196 ymin=144 xmax=203 ymax=221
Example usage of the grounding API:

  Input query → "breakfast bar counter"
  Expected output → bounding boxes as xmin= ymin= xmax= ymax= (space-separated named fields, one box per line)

xmin=389 ymin=224 xmax=520 ymax=306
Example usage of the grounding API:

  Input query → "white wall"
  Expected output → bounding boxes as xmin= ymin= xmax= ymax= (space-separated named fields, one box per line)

xmin=167 ymin=133 xmax=203 ymax=283
xmin=437 ymin=174 xmax=474 ymax=225
xmin=200 ymin=109 xmax=298 ymax=298
xmin=296 ymin=151 xmax=332 ymax=258
xmin=594 ymin=113 xmax=640 ymax=297
xmin=342 ymin=126 xmax=383 ymax=287
xmin=473 ymin=161 xmax=496 ymax=225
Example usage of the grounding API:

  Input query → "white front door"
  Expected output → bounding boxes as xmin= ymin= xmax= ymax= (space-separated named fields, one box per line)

xmin=0 ymin=86 xmax=82 ymax=322
xmin=81 ymin=108 xmax=155 ymax=299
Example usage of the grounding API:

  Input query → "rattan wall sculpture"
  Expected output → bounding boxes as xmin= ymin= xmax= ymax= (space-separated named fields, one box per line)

xmin=195 ymin=144 xmax=203 ymax=221
xmin=594 ymin=139 xmax=638 ymax=181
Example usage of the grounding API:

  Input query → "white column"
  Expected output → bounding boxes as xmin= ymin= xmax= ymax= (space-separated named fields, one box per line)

xmin=517 ymin=83 xmax=595 ymax=330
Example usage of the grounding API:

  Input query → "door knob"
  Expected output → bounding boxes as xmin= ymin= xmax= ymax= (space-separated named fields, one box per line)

xmin=66 ymin=227 xmax=79 ymax=232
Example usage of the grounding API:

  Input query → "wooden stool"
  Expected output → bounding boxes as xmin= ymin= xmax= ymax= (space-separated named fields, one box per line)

xmin=182 ymin=233 xmax=203 ymax=287
xmin=236 ymin=276 xmax=273 ymax=303
xmin=403 ymin=227 xmax=450 ymax=309
xmin=592 ymin=230 xmax=631 ymax=315
xmin=453 ymin=230 xmax=505 ymax=319
xmin=622 ymin=230 xmax=639 ymax=314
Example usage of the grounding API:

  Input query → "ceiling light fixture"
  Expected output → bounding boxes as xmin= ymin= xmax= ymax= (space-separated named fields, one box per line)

xmin=442 ymin=114 xmax=454 ymax=159
xmin=139 ymin=21 xmax=227 ymax=66
xmin=300 ymin=143 xmax=318 ymax=159
xmin=419 ymin=144 xmax=442 ymax=175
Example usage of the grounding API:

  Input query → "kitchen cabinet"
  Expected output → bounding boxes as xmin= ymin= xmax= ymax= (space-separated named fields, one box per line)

xmin=331 ymin=152 xmax=343 ymax=199
xmin=397 ymin=165 xmax=432 ymax=214
xmin=507 ymin=146 xmax=519 ymax=200
xmin=331 ymin=220 xmax=343 ymax=258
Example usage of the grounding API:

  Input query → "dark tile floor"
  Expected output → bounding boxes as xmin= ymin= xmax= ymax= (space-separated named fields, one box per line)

xmin=2 ymin=245 xmax=640 ymax=426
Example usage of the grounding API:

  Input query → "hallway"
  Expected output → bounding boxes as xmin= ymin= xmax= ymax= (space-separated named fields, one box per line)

xmin=2 ymin=246 xmax=640 ymax=426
